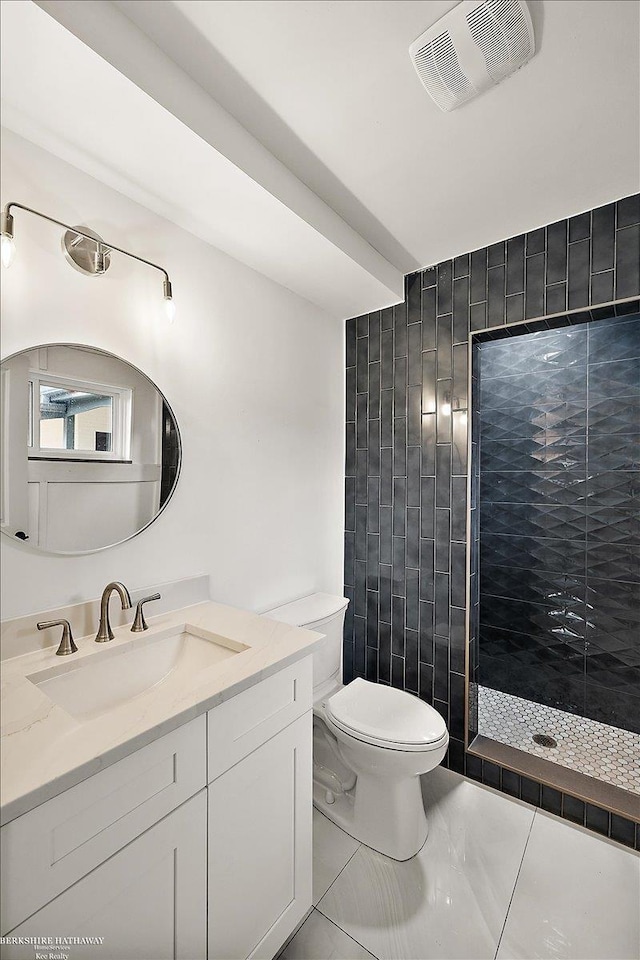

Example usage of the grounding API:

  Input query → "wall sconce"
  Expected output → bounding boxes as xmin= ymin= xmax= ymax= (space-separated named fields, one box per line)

xmin=1 ymin=202 xmax=176 ymax=323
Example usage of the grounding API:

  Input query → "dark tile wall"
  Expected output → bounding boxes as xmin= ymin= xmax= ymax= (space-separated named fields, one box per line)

xmin=476 ymin=316 xmax=640 ymax=734
xmin=343 ymin=193 xmax=640 ymax=848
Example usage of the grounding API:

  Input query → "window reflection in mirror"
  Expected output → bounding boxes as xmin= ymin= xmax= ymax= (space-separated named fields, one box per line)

xmin=39 ymin=384 xmax=113 ymax=453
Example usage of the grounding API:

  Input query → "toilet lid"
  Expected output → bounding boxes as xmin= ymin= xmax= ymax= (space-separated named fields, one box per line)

xmin=325 ymin=678 xmax=448 ymax=749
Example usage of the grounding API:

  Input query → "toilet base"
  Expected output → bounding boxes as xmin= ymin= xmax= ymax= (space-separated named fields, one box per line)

xmin=312 ymin=772 xmax=429 ymax=862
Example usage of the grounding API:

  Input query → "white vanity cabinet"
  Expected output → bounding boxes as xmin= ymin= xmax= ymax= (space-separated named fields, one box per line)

xmin=5 ymin=791 xmax=208 ymax=960
xmin=207 ymin=658 xmax=313 ymax=960
xmin=0 ymin=655 xmax=313 ymax=960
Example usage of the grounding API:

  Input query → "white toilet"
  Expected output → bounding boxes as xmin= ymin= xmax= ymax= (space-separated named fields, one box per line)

xmin=263 ymin=592 xmax=449 ymax=861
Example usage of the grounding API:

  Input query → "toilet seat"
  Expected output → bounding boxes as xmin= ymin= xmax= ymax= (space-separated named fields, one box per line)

xmin=325 ymin=678 xmax=448 ymax=752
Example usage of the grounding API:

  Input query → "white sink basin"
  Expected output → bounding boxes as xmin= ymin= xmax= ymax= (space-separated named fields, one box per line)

xmin=27 ymin=624 xmax=249 ymax=721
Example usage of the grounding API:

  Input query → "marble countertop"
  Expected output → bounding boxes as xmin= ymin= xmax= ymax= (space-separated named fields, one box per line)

xmin=0 ymin=601 xmax=322 ymax=825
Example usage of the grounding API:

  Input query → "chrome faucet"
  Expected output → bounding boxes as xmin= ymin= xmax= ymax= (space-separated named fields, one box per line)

xmin=95 ymin=581 xmax=132 ymax=642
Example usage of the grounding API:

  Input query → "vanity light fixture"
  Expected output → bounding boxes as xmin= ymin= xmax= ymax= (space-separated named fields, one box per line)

xmin=1 ymin=202 xmax=176 ymax=322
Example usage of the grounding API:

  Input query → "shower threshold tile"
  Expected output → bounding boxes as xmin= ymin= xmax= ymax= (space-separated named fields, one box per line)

xmin=317 ymin=767 xmax=534 ymax=960
xmin=496 ymin=811 xmax=640 ymax=960
xmin=477 ymin=686 xmax=640 ymax=794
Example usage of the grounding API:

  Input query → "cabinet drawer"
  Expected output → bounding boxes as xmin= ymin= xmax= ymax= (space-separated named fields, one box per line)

xmin=207 ymin=656 xmax=312 ymax=781
xmin=0 ymin=715 xmax=206 ymax=934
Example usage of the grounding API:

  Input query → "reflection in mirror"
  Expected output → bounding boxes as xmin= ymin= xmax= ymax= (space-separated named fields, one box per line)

xmin=1 ymin=344 xmax=181 ymax=554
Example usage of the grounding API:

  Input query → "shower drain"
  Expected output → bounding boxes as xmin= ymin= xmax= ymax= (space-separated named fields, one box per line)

xmin=532 ymin=733 xmax=558 ymax=748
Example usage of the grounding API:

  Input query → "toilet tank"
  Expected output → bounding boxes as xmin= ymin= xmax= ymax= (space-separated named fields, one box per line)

xmin=262 ymin=593 xmax=349 ymax=693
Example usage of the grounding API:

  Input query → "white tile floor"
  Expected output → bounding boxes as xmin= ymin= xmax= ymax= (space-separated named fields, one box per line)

xmin=280 ymin=768 xmax=640 ymax=960
xmin=477 ymin=685 xmax=640 ymax=794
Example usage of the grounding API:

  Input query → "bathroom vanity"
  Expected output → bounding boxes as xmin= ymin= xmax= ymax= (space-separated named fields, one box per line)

xmin=0 ymin=600 xmax=320 ymax=960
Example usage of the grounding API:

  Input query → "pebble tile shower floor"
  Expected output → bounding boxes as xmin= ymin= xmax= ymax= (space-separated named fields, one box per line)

xmin=477 ymin=685 xmax=640 ymax=794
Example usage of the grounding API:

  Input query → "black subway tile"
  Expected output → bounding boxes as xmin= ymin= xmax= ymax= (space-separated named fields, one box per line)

xmin=381 ymin=329 xmax=394 ymax=389
xmin=488 ymin=265 xmax=506 ymax=326
xmin=419 ymin=661 xmax=433 ymax=701
xmin=501 ymin=769 xmax=521 ymax=798
xmin=488 ymin=240 xmax=506 ymax=267
xmin=541 ymin=785 xmax=562 ymax=816
xmin=407 ymin=446 xmax=421 ymax=508
xmin=453 ymin=276 xmax=470 ymax=344
xmin=546 ymin=220 xmax=568 ymax=284
xmin=471 ymin=248 xmax=488 ymax=303
xmin=408 ymin=324 xmax=423 ymax=384
xmin=421 ymin=413 xmax=436 ymax=476
xmin=506 ymin=234 xmax=525 ymax=295
xmin=391 ymin=654 xmax=405 ymax=688
xmin=525 ymin=251 xmax=545 ymax=319
xmin=407 ymin=273 xmax=421 ymax=324
xmin=482 ymin=761 xmax=501 ymax=789
xmin=585 ymin=804 xmax=609 ymax=837
xmin=610 ymin=814 xmax=636 ymax=848
xmin=591 ymin=270 xmax=614 ymax=305
xmin=617 ymin=194 xmax=640 ymax=228
xmin=592 ymin=203 xmax=615 ymax=274
xmin=346 ymin=317 xmax=357 ymax=367
xmin=520 ymin=776 xmax=541 ymax=806
xmin=436 ymin=379 xmax=453 ymax=442
xmin=437 ymin=261 xmax=453 ymax=315
xmin=436 ymin=444 xmax=452 ymax=506
xmin=422 ymin=286 xmax=437 ymax=350
xmin=356 ymin=335 xmax=368 ymax=392
xmin=435 ymin=572 xmax=450 ymax=636
xmin=422 ymin=266 xmax=437 ymax=287
xmin=545 ymin=282 xmax=567 ymax=315
xmin=569 ymin=211 xmax=591 ymax=242
xmin=506 ymin=292 xmax=525 ymax=325
xmin=407 ymin=385 xmax=421 ymax=446
xmin=454 ymin=253 xmax=470 ymax=278
xmin=435 ymin=508 xmax=451 ymax=573
xmin=615 ymin=224 xmax=640 ymax=298
xmin=392 ymin=594 xmax=405 ymax=654
xmin=562 ymin=794 xmax=585 ymax=825
xmin=470 ymin=301 xmax=487 ymax=331
xmin=526 ymin=227 xmax=545 ymax=256
xmin=568 ymin=238 xmax=590 ymax=309
xmin=437 ymin=315 xmax=453 ymax=379
xmin=394 ymin=303 xmax=408 ymax=357
xmin=368 ymin=311 xmax=381 ymax=361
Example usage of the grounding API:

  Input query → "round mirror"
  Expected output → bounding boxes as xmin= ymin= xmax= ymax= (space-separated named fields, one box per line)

xmin=0 ymin=344 xmax=181 ymax=554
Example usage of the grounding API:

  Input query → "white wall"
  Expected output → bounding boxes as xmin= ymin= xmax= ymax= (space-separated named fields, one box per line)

xmin=0 ymin=129 xmax=345 ymax=620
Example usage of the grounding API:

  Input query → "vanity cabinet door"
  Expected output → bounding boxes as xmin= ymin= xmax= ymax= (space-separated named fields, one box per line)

xmin=208 ymin=711 xmax=312 ymax=960
xmin=3 ymin=791 xmax=207 ymax=960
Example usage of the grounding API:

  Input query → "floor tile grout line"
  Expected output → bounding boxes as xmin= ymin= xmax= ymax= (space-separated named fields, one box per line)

xmin=314 ymin=836 xmax=363 ymax=908
xmin=493 ymin=808 xmax=537 ymax=960
xmin=315 ymin=902 xmax=381 ymax=960
xmin=312 ymin=906 xmax=379 ymax=960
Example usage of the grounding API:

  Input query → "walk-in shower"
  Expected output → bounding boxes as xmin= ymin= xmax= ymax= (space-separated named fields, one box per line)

xmin=468 ymin=308 xmax=640 ymax=801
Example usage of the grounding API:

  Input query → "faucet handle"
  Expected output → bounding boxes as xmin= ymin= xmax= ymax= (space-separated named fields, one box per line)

xmin=131 ymin=594 xmax=161 ymax=633
xmin=37 ymin=619 xmax=78 ymax=657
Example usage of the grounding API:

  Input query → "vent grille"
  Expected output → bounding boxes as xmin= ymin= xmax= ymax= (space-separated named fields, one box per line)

xmin=413 ymin=30 xmax=476 ymax=112
xmin=467 ymin=0 xmax=534 ymax=83
xmin=409 ymin=0 xmax=535 ymax=112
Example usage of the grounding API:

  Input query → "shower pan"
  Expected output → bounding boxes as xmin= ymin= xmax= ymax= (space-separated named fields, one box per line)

xmin=467 ymin=305 xmax=640 ymax=806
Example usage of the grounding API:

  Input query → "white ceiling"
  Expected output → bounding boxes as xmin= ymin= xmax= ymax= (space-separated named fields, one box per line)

xmin=5 ymin=0 xmax=640 ymax=319
xmin=116 ymin=0 xmax=640 ymax=269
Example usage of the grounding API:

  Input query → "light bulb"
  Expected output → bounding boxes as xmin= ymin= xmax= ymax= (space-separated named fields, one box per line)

xmin=441 ymin=400 xmax=451 ymax=416
xmin=1 ymin=234 xmax=16 ymax=268
xmin=164 ymin=297 xmax=176 ymax=324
